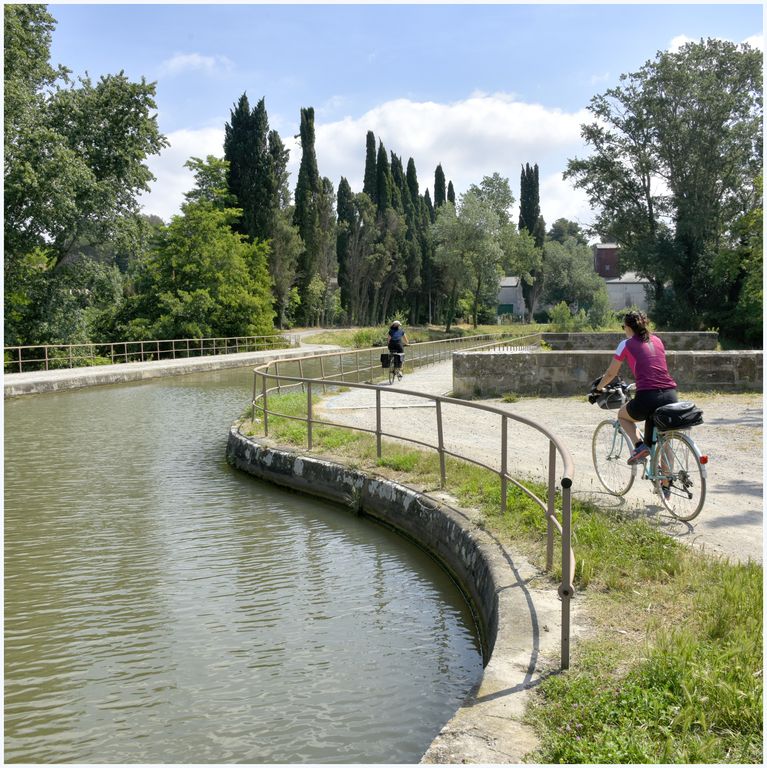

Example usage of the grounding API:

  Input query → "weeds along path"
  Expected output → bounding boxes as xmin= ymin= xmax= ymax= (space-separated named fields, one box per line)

xmin=317 ymin=359 xmax=762 ymax=564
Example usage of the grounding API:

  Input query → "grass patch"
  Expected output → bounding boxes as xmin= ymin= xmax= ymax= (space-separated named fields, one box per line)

xmin=239 ymin=389 xmax=762 ymax=764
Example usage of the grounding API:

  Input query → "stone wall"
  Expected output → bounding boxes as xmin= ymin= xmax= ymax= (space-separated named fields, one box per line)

xmin=453 ymin=350 xmax=763 ymax=398
xmin=542 ymin=331 xmax=719 ymax=351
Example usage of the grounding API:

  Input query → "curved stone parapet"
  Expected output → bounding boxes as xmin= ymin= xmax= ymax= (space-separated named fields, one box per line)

xmin=226 ymin=425 xmax=568 ymax=763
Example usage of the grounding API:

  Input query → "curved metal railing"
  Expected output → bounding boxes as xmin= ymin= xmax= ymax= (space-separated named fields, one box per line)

xmin=247 ymin=335 xmax=575 ymax=669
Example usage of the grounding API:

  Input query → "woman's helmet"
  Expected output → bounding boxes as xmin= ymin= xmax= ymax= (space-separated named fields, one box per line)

xmin=391 ymin=320 xmax=401 ymax=327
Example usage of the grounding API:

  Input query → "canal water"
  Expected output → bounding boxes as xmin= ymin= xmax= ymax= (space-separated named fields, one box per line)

xmin=4 ymin=366 xmax=483 ymax=763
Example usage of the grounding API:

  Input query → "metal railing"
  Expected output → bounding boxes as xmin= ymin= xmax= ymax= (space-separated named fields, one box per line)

xmin=4 ymin=334 xmax=295 ymax=373
xmin=248 ymin=334 xmax=576 ymax=670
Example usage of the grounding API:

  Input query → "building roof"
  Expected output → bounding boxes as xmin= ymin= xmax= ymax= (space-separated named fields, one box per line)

xmin=499 ymin=276 xmax=520 ymax=287
xmin=603 ymin=271 xmax=650 ymax=284
xmin=595 ymin=243 xmax=619 ymax=250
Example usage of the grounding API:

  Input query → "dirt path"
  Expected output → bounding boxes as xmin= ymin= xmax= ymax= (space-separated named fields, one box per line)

xmin=318 ymin=360 xmax=763 ymax=564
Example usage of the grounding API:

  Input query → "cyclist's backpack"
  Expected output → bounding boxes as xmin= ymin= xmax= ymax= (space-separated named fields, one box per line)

xmin=653 ymin=401 xmax=704 ymax=431
xmin=380 ymin=353 xmax=390 ymax=369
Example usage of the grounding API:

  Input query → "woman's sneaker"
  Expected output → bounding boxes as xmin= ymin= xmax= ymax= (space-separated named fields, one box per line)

xmin=627 ymin=442 xmax=650 ymax=465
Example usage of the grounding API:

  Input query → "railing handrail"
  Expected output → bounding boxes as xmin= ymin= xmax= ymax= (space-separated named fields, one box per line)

xmin=247 ymin=335 xmax=575 ymax=670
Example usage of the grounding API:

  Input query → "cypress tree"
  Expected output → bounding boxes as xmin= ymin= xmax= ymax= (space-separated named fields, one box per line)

xmin=424 ymin=188 xmax=435 ymax=223
xmin=336 ymin=177 xmax=354 ymax=316
xmin=363 ymin=130 xmax=378 ymax=206
xmin=223 ymin=94 xmax=276 ymax=242
xmin=518 ymin=162 xmax=540 ymax=236
xmin=447 ymin=180 xmax=455 ymax=205
xmin=376 ymin=140 xmax=392 ymax=213
xmin=434 ymin=164 xmax=446 ymax=208
xmin=293 ymin=107 xmax=322 ymax=320
xmin=406 ymin=158 xmax=419 ymax=204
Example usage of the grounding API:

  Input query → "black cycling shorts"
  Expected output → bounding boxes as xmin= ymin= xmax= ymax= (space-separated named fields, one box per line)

xmin=626 ymin=388 xmax=678 ymax=444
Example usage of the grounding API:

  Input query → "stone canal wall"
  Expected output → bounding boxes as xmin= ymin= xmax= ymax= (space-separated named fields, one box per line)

xmin=453 ymin=350 xmax=763 ymax=398
xmin=226 ymin=425 xmax=561 ymax=763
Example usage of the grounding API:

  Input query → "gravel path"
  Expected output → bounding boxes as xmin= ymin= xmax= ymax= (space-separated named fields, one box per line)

xmin=317 ymin=360 xmax=763 ymax=564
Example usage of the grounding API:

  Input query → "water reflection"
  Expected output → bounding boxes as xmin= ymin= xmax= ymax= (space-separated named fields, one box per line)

xmin=4 ymin=368 xmax=482 ymax=763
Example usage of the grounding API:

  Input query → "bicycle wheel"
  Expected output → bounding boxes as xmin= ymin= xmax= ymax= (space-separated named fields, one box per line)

xmin=651 ymin=431 xmax=706 ymax=521
xmin=592 ymin=419 xmax=636 ymax=496
xmin=388 ymin=364 xmax=396 ymax=385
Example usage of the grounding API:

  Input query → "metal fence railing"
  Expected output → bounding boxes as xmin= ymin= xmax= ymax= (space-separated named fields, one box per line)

xmin=4 ymin=334 xmax=296 ymax=374
xmin=246 ymin=334 xmax=576 ymax=670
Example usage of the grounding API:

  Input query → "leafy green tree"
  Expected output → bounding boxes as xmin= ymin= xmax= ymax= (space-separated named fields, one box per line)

xmin=565 ymin=38 xmax=762 ymax=335
xmin=136 ymin=201 xmax=274 ymax=339
xmin=5 ymin=4 xmax=167 ymax=344
xmin=468 ymin=173 xmax=515 ymax=226
xmin=269 ymin=207 xmax=302 ymax=329
xmin=548 ymin=218 xmax=587 ymax=245
xmin=500 ymin=227 xmax=543 ymax=322
xmin=183 ymin=156 xmax=237 ymax=209
xmin=542 ymin=236 xmax=608 ymax=310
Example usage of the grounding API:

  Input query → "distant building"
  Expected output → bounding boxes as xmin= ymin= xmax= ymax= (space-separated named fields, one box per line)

xmin=497 ymin=276 xmax=525 ymax=319
xmin=603 ymin=271 xmax=650 ymax=311
xmin=593 ymin=243 xmax=620 ymax=277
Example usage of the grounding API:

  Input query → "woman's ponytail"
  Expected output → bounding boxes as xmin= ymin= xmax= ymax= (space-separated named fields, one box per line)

xmin=624 ymin=310 xmax=650 ymax=342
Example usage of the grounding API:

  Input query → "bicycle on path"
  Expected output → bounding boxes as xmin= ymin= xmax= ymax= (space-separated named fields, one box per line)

xmin=381 ymin=350 xmax=405 ymax=384
xmin=590 ymin=381 xmax=709 ymax=521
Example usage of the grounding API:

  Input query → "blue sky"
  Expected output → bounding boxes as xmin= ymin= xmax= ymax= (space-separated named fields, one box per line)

xmin=47 ymin=2 xmax=764 ymax=229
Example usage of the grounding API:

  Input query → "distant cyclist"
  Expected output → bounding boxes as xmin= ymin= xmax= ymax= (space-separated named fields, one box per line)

xmin=387 ymin=320 xmax=409 ymax=355
xmin=593 ymin=310 xmax=678 ymax=464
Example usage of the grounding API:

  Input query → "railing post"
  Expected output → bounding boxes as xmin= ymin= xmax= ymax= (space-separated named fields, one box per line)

xmin=140 ymin=341 xmax=145 ymax=362
xmin=560 ymin=482 xmax=573 ymax=671
xmin=376 ymin=388 xmax=382 ymax=458
xmin=319 ymin=356 xmax=326 ymax=393
xmin=262 ymin=373 xmax=269 ymax=436
xmin=339 ymin=353 xmax=344 ymax=382
xmin=45 ymin=346 xmax=50 ymax=371
xmin=298 ymin=358 xmax=305 ymax=393
xmin=250 ymin=371 xmax=258 ymax=423
xmin=436 ymin=400 xmax=446 ymax=488
xmin=355 ymin=351 xmax=360 ymax=383
xmin=546 ymin=441 xmax=557 ymax=571
xmin=501 ymin=416 xmax=508 ymax=514
xmin=307 ymin=381 xmax=313 ymax=450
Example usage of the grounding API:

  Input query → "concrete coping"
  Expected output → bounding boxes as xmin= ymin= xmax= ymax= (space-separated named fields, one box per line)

xmin=226 ymin=426 xmax=571 ymax=763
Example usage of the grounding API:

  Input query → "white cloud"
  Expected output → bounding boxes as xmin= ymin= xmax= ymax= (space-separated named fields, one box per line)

xmin=669 ymin=34 xmax=695 ymax=53
xmin=139 ymin=127 xmax=225 ymax=221
xmin=159 ymin=52 xmax=234 ymax=77
xmin=743 ymin=34 xmax=764 ymax=51
xmin=309 ymin=93 xmax=594 ymax=227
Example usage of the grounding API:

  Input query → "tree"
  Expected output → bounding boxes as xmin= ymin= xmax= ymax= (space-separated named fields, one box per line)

xmin=183 ymin=156 xmax=237 ymax=209
xmin=363 ymin=130 xmax=378 ymax=205
xmin=5 ymin=4 xmax=167 ymax=345
xmin=269 ymin=207 xmax=302 ymax=329
xmin=548 ymin=218 xmax=587 ymax=245
xmin=293 ymin=106 xmax=323 ymax=321
xmin=223 ymin=94 xmax=281 ymax=242
xmin=542 ymin=236 xmax=608 ymax=310
xmin=434 ymin=164 xmax=447 ymax=208
xmin=500 ymin=227 xmax=543 ymax=322
xmin=565 ymin=38 xmax=762 ymax=335
xmin=468 ymin=173 xmax=515 ymax=226
xmin=447 ymin=180 xmax=456 ymax=205
xmin=517 ymin=163 xmax=544 ymax=319
xmin=518 ymin=163 xmax=540 ymax=235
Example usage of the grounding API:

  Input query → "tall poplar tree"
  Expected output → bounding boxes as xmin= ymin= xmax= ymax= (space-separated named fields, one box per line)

xmin=518 ymin=163 xmax=540 ymax=235
xmin=375 ymin=140 xmax=393 ymax=213
xmin=447 ymin=180 xmax=456 ymax=205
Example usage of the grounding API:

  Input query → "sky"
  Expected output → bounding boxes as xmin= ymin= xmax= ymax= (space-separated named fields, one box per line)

xmin=45 ymin=1 xmax=764 ymax=231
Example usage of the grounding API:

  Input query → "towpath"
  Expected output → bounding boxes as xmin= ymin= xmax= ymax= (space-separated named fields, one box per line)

xmin=318 ymin=359 xmax=763 ymax=564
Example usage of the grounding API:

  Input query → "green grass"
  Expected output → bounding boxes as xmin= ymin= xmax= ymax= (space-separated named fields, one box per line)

xmin=239 ymin=390 xmax=763 ymax=764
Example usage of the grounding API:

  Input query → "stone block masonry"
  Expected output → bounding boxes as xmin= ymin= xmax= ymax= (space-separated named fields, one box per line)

xmin=542 ymin=331 xmax=719 ymax=351
xmin=453 ymin=350 xmax=763 ymax=398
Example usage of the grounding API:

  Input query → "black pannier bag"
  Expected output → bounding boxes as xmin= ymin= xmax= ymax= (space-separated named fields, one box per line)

xmin=380 ymin=353 xmax=390 ymax=369
xmin=653 ymin=401 xmax=704 ymax=431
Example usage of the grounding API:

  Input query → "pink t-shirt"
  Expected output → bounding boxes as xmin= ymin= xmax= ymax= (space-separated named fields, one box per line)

xmin=614 ymin=334 xmax=677 ymax=391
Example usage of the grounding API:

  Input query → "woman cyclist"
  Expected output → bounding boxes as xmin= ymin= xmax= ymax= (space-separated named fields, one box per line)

xmin=386 ymin=320 xmax=409 ymax=376
xmin=594 ymin=310 xmax=678 ymax=465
